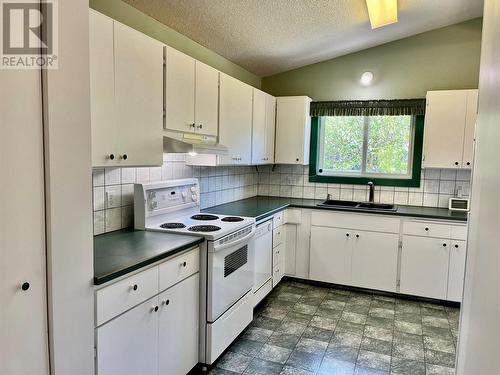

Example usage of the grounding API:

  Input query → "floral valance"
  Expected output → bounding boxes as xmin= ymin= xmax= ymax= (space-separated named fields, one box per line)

xmin=310 ymin=98 xmax=426 ymax=117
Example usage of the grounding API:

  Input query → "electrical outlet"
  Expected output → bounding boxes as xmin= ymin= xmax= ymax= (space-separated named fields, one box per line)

xmin=105 ymin=185 xmax=122 ymax=208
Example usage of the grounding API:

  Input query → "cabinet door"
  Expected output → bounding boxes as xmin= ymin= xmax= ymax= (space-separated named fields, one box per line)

xmin=89 ymin=10 xmax=116 ymax=167
xmin=251 ymin=89 xmax=267 ymax=164
xmin=265 ymin=93 xmax=276 ymax=164
xmin=165 ymin=47 xmax=196 ymax=133
xmin=400 ymin=236 xmax=449 ymax=299
xmin=114 ymin=22 xmax=163 ymax=166
xmin=1 ymin=61 xmax=49 ymax=375
xmin=423 ymin=90 xmax=468 ymax=168
xmin=448 ymin=240 xmax=467 ymax=302
xmin=310 ymin=226 xmax=351 ymax=285
xmin=195 ymin=61 xmax=219 ymax=136
xmin=158 ymin=274 xmax=199 ymax=375
xmin=351 ymin=231 xmax=399 ymax=292
xmin=96 ymin=296 xmax=159 ymax=375
xmin=462 ymin=89 xmax=479 ymax=168
xmin=275 ymin=96 xmax=311 ymax=165
xmin=219 ymin=74 xmax=253 ymax=164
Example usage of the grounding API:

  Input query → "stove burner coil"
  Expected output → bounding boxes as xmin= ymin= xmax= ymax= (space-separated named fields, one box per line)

xmin=221 ymin=216 xmax=244 ymax=222
xmin=188 ymin=225 xmax=221 ymax=232
xmin=160 ymin=223 xmax=186 ymax=229
xmin=191 ymin=214 xmax=219 ymax=221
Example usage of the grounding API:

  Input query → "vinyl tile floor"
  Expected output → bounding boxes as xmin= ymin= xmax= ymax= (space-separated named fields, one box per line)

xmin=209 ymin=280 xmax=459 ymax=375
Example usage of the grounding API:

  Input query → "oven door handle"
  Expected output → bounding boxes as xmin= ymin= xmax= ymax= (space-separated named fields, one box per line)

xmin=213 ymin=227 xmax=256 ymax=252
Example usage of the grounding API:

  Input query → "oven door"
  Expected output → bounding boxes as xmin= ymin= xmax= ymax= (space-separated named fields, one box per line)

xmin=207 ymin=226 xmax=255 ymax=322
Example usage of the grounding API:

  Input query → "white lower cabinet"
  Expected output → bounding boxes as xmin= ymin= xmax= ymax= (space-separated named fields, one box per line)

xmin=158 ymin=274 xmax=199 ymax=375
xmin=351 ymin=231 xmax=399 ymax=292
xmin=400 ymin=236 xmax=450 ymax=300
xmin=97 ymin=296 xmax=159 ymax=375
xmin=447 ymin=240 xmax=467 ymax=302
xmin=95 ymin=248 xmax=200 ymax=375
xmin=310 ymin=226 xmax=352 ymax=285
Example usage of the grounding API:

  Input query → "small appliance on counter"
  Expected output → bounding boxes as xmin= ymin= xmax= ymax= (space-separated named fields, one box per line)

xmin=449 ymin=197 xmax=470 ymax=212
xmin=134 ymin=179 xmax=256 ymax=365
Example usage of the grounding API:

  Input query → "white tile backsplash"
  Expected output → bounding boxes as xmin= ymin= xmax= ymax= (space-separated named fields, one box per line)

xmin=256 ymin=165 xmax=471 ymax=210
xmin=93 ymin=154 xmax=258 ymax=234
xmin=93 ymin=159 xmax=471 ymax=235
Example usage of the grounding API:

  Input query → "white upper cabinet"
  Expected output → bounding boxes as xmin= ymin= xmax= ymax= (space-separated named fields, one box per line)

xmin=423 ymin=89 xmax=478 ymax=169
xmin=218 ymin=73 xmax=253 ymax=165
xmin=275 ymin=96 xmax=312 ymax=165
xmin=252 ymin=90 xmax=276 ymax=164
xmin=89 ymin=10 xmax=163 ymax=167
xmin=195 ymin=61 xmax=219 ymax=136
xmin=252 ymin=89 xmax=276 ymax=164
xmin=165 ymin=48 xmax=219 ymax=137
xmin=462 ymin=89 xmax=479 ymax=167
xmin=165 ymin=47 xmax=196 ymax=133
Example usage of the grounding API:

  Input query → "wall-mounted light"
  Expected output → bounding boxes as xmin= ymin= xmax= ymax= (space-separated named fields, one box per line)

xmin=360 ymin=71 xmax=374 ymax=86
xmin=366 ymin=0 xmax=398 ymax=29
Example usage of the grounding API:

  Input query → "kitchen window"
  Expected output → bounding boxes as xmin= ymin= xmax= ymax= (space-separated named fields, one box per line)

xmin=309 ymin=99 xmax=425 ymax=187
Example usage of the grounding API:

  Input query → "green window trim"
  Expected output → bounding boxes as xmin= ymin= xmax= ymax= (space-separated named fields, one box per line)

xmin=308 ymin=115 xmax=424 ymax=187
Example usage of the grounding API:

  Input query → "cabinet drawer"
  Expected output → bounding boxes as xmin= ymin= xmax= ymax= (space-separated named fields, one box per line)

xmin=159 ymin=247 xmax=199 ymax=291
xmin=403 ymin=221 xmax=451 ymax=238
xmin=273 ymin=227 xmax=283 ymax=248
xmin=273 ymin=211 xmax=284 ymax=228
xmin=273 ymin=263 xmax=284 ymax=287
xmin=311 ymin=211 xmax=400 ymax=233
xmin=273 ymin=242 xmax=284 ymax=266
xmin=451 ymin=224 xmax=468 ymax=240
xmin=96 ymin=265 xmax=159 ymax=326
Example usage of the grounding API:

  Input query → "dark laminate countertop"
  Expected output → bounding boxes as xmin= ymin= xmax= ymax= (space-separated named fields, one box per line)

xmin=94 ymin=229 xmax=204 ymax=285
xmin=203 ymin=196 xmax=468 ymax=222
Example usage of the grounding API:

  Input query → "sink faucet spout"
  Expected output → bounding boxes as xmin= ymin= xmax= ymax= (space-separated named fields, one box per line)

xmin=368 ymin=181 xmax=375 ymax=203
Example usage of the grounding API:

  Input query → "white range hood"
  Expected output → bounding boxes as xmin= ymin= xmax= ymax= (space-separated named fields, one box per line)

xmin=163 ymin=131 xmax=228 ymax=155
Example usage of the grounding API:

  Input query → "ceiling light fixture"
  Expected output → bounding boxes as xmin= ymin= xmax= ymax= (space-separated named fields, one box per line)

xmin=366 ymin=0 xmax=398 ymax=29
xmin=360 ymin=71 xmax=374 ymax=86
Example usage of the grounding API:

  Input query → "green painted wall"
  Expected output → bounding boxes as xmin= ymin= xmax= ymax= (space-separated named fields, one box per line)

xmin=262 ymin=18 xmax=482 ymax=100
xmin=89 ymin=0 xmax=261 ymax=88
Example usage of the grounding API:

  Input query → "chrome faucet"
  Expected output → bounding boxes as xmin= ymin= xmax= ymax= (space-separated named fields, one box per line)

xmin=368 ymin=181 xmax=375 ymax=203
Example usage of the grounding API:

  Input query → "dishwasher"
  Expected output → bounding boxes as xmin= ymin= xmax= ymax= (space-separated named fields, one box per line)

xmin=252 ymin=219 xmax=273 ymax=307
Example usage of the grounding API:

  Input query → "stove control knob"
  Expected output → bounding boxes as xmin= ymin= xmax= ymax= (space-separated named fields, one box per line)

xmin=191 ymin=194 xmax=197 ymax=201
xmin=190 ymin=186 xmax=196 ymax=193
xmin=181 ymin=191 xmax=187 ymax=199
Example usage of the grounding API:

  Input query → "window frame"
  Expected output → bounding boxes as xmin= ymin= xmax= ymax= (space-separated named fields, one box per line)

xmin=309 ymin=115 xmax=424 ymax=187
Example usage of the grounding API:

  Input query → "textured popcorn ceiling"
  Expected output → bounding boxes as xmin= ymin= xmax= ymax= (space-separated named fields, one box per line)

xmin=123 ymin=0 xmax=483 ymax=76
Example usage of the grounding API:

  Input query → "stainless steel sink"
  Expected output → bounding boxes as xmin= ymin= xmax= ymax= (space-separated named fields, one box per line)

xmin=317 ymin=199 xmax=359 ymax=208
xmin=317 ymin=200 xmax=397 ymax=211
xmin=357 ymin=202 xmax=397 ymax=211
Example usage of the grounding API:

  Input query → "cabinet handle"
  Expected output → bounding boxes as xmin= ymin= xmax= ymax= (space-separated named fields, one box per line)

xmin=197 ymin=124 xmax=203 ymax=129
xmin=152 ymin=306 xmax=159 ymax=312
xmin=163 ymin=299 xmax=170 ymax=306
xmin=425 ymin=227 xmax=429 ymax=232
xmin=455 ymin=244 xmax=459 ymax=248
xmin=443 ymin=243 xmax=447 ymax=247
xmin=346 ymin=233 xmax=350 ymax=237
xmin=108 ymin=154 xmax=115 ymax=160
xmin=131 ymin=284 xmax=138 ymax=291
xmin=121 ymin=154 xmax=128 ymax=160
xmin=21 ymin=282 xmax=30 ymax=291
xmin=296 ymin=158 xmax=299 ymax=162
xmin=356 ymin=234 xmax=360 ymax=238
xmin=454 ymin=162 xmax=459 ymax=166
xmin=466 ymin=162 xmax=471 ymax=166
xmin=182 ymin=261 xmax=187 ymax=267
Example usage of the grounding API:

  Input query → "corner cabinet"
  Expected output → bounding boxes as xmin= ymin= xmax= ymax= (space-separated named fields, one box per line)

xmin=89 ymin=10 xmax=163 ymax=167
xmin=252 ymin=89 xmax=276 ymax=164
xmin=165 ymin=47 xmax=219 ymax=137
xmin=423 ymin=89 xmax=478 ymax=169
xmin=275 ymin=96 xmax=312 ymax=165
xmin=218 ymin=73 xmax=253 ymax=165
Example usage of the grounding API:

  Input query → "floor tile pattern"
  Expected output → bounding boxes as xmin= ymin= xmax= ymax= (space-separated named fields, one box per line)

xmin=210 ymin=280 xmax=459 ymax=375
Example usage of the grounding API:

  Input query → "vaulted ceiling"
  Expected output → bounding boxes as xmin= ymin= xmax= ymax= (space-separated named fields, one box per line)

xmin=123 ymin=0 xmax=483 ymax=77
